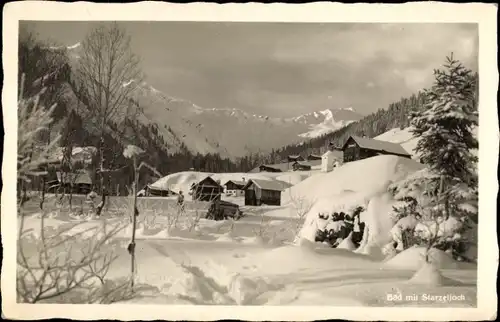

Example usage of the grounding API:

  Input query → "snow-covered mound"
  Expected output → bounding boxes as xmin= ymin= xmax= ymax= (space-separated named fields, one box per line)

xmin=384 ymin=246 xmax=474 ymax=270
xmin=357 ymin=192 xmax=399 ymax=250
xmin=294 ymin=156 xmax=425 ymax=249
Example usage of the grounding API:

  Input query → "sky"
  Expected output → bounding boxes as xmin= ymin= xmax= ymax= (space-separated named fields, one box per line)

xmin=22 ymin=21 xmax=478 ymax=117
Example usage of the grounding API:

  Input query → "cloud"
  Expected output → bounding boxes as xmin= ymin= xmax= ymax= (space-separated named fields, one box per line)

xmin=28 ymin=21 xmax=478 ymax=117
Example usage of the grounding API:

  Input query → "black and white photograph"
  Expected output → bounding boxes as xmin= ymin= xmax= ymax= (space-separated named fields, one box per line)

xmin=2 ymin=2 xmax=498 ymax=321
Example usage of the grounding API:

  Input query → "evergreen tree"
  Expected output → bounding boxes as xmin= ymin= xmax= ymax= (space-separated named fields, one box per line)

xmin=389 ymin=54 xmax=478 ymax=262
xmin=411 ymin=53 xmax=478 ymax=185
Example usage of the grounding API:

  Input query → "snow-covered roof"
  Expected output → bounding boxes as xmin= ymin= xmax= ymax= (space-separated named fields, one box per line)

xmin=243 ymin=179 xmax=292 ymax=191
xmin=224 ymin=180 xmax=246 ymax=187
xmin=345 ymin=136 xmax=411 ymax=156
xmin=191 ymin=176 xmax=223 ymax=189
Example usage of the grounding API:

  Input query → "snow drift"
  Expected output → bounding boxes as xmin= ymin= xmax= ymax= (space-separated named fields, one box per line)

xmin=383 ymin=246 xmax=474 ymax=270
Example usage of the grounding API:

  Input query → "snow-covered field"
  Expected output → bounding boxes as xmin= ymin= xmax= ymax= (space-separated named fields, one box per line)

xmin=18 ymin=156 xmax=477 ymax=306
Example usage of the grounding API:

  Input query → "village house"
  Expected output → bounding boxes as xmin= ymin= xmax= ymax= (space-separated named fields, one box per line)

xmin=249 ymin=162 xmax=292 ymax=173
xmin=321 ymin=150 xmax=343 ymax=172
xmin=341 ymin=135 xmax=411 ymax=163
xmin=190 ymin=176 xmax=224 ymax=201
xmin=223 ymin=179 xmax=246 ymax=196
xmin=242 ymin=179 xmax=292 ymax=206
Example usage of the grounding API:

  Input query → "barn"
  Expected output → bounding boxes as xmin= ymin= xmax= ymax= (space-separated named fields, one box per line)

xmin=341 ymin=135 xmax=411 ymax=163
xmin=224 ymin=180 xmax=246 ymax=196
xmin=242 ymin=179 xmax=292 ymax=206
xmin=190 ymin=176 xmax=224 ymax=201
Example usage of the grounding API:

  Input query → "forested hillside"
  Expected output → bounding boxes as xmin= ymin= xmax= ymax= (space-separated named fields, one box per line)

xmin=261 ymin=93 xmax=426 ymax=160
xmin=18 ymin=29 xmax=257 ymax=195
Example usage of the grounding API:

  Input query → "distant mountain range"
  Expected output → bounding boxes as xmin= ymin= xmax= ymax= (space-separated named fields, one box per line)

xmin=50 ymin=44 xmax=364 ymax=159
xmin=128 ymin=79 xmax=363 ymax=157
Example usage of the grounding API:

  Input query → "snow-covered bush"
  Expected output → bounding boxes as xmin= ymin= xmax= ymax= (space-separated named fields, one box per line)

xmin=312 ymin=206 xmax=366 ymax=248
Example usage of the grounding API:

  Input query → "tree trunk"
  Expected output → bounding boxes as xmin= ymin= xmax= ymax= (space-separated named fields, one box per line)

xmin=39 ymin=177 xmax=46 ymax=210
xmin=130 ymin=156 xmax=139 ymax=289
xmin=439 ymin=176 xmax=450 ymax=220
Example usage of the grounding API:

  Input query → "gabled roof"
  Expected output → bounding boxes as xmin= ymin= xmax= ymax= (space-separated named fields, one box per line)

xmin=242 ymin=179 xmax=292 ymax=191
xmin=224 ymin=180 xmax=246 ymax=187
xmin=342 ymin=135 xmax=411 ymax=156
xmin=191 ymin=176 xmax=223 ymax=189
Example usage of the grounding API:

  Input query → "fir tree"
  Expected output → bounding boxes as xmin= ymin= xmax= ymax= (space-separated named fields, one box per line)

xmin=389 ymin=54 xmax=478 ymax=262
xmin=411 ymin=53 xmax=478 ymax=185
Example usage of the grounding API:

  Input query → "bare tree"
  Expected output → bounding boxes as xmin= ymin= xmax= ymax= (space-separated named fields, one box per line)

xmin=17 ymin=73 xmax=133 ymax=304
xmin=17 ymin=212 xmax=131 ymax=303
xmin=75 ymin=22 xmax=142 ymax=212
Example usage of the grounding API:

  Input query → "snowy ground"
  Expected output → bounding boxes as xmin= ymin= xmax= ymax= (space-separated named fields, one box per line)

xmin=18 ymin=156 xmax=477 ymax=306
xmin=19 ymin=203 xmax=476 ymax=306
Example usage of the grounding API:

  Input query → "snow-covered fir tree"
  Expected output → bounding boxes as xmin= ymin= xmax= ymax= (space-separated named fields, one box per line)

xmin=388 ymin=54 xmax=478 ymax=262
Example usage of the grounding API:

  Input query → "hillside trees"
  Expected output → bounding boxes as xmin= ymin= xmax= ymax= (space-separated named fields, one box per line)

xmin=271 ymin=91 xmax=427 ymax=160
xmin=75 ymin=23 xmax=142 ymax=200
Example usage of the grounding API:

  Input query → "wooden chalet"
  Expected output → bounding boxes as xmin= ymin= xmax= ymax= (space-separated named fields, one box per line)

xmin=341 ymin=135 xmax=411 ymax=163
xmin=249 ymin=162 xmax=291 ymax=173
xmin=223 ymin=180 xmax=246 ymax=196
xmin=242 ymin=179 xmax=292 ymax=206
xmin=224 ymin=180 xmax=245 ymax=190
xmin=190 ymin=176 xmax=224 ymax=201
